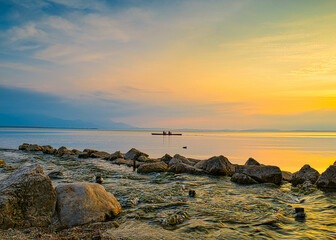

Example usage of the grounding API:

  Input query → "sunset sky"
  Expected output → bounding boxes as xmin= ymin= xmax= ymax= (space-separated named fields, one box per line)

xmin=1 ymin=0 xmax=336 ymax=130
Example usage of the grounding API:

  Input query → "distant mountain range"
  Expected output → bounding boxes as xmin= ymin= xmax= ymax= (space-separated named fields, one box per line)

xmin=0 ymin=113 xmax=134 ymax=130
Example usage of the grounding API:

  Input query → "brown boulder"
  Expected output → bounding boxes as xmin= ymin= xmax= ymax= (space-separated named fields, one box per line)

xmin=290 ymin=165 xmax=320 ymax=186
xmin=231 ymin=173 xmax=258 ymax=184
xmin=137 ymin=162 xmax=168 ymax=173
xmin=316 ymin=165 xmax=336 ymax=189
xmin=245 ymin=157 xmax=260 ymax=166
xmin=235 ymin=165 xmax=282 ymax=185
xmin=104 ymin=151 xmax=124 ymax=161
xmin=194 ymin=155 xmax=235 ymax=176
xmin=90 ymin=151 xmax=110 ymax=158
xmin=124 ymin=148 xmax=149 ymax=161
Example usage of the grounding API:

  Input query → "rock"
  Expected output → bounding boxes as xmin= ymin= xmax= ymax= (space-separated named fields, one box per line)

xmin=96 ymin=175 xmax=103 ymax=184
xmin=334 ymin=161 xmax=336 ymax=165
xmin=161 ymin=154 xmax=173 ymax=164
xmin=194 ymin=155 xmax=235 ymax=176
xmin=231 ymin=173 xmax=258 ymax=184
xmin=55 ymin=182 xmax=121 ymax=226
xmin=245 ymin=157 xmax=260 ymax=166
xmin=316 ymin=165 xmax=336 ymax=189
xmin=168 ymin=154 xmax=195 ymax=167
xmin=0 ymin=164 xmax=56 ymax=229
xmin=0 ymin=160 xmax=5 ymax=167
xmin=84 ymin=149 xmax=99 ymax=154
xmin=55 ymin=146 xmax=71 ymax=157
xmin=290 ymin=165 xmax=320 ymax=186
xmin=78 ymin=152 xmax=90 ymax=159
xmin=137 ymin=162 xmax=168 ymax=173
xmin=5 ymin=166 xmax=15 ymax=172
xmin=42 ymin=145 xmax=54 ymax=154
xmin=235 ymin=165 xmax=282 ymax=185
xmin=27 ymin=144 xmax=43 ymax=151
xmin=169 ymin=162 xmax=205 ymax=175
xmin=189 ymin=190 xmax=196 ymax=197
xmin=90 ymin=151 xmax=110 ymax=158
xmin=137 ymin=155 xmax=150 ymax=162
xmin=282 ymin=171 xmax=292 ymax=181
xmin=48 ymin=171 xmax=64 ymax=179
xmin=163 ymin=210 xmax=189 ymax=226
xmin=19 ymin=143 xmax=30 ymax=150
xmin=104 ymin=151 xmax=124 ymax=161
xmin=124 ymin=148 xmax=149 ymax=161
xmin=71 ymin=149 xmax=82 ymax=155
xmin=296 ymin=181 xmax=316 ymax=194
xmin=295 ymin=207 xmax=306 ymax=219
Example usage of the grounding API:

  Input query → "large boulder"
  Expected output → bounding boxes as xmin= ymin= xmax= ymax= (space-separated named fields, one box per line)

xmin=282 ymin=171 xmax=292 ymax=182
xmin=316 ymin=165 xmax=336 ymax=189
xmin=169 ymin=162 xmax=205 ymax=175
xmin=290 ymin=165 xmax=320 ymax=186
xmin=231 ymin=173 xmax=258 ymax=184
xmin=55 ymin=182 xmax=121 ymax=226
xmin=0 ymin=164 xmax=56 ymax=229
xmin=137 ymin=162 xmax=168 ymax=173
xmin=54 ymin=146 xmax=72 ymax=157
xmin=124 ymin=148 xmax=149 ymax=161
xmin=169 ymin=154 xmax=195 ymax=167
xmin=194 ymin=155 xmax=235 ymax=176
xmin=245 ymin=157 xmax=260 ymax=166
xmin=90 ymin=151 xmax=110 ymax=158
xmin=104 ymin=151 xmax=124 ymax=161
xmin=235 ymin=165 xmax=282 ymax=185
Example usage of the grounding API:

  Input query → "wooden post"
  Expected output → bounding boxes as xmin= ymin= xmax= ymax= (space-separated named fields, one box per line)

xmin=133 ymin=159 xmax=136 ymax=171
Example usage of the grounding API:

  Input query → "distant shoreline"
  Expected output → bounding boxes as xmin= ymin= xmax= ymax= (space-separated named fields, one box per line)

xmin=0 ymin=126 xmax=336 ymax=132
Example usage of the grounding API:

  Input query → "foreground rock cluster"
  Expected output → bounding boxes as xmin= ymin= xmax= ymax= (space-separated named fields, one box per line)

xmin=0 ymin=164 xmax=121 ymax=230
xmin=18 ymin=143 xmax=336 ymax=191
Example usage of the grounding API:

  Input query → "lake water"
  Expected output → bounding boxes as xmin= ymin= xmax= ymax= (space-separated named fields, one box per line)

xmin=1 ymin=128 xmax=336 ymax=239
xmin=1 ymin=128 xmax=336 ymax=173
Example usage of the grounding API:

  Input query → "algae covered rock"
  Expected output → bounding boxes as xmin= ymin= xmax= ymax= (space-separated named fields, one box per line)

xmin=55 ymin=182 xmax=121 ymax=226
xmin=137 ymin=162 xmax=168 ymax=173
xmin=290 ymin=164 xmax=320 ymax=186
xmin=194 ymin=155 xmax=235 ymax=176
xmin=0 ymin=164 xmax=56 ymax=229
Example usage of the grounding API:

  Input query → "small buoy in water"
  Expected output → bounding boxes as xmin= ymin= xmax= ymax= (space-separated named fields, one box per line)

xmin=189 ymin=190 xmax=196 ymax=197
xmin=295 ymin=207 xmax=306 ymax=219
xmin=183 ymin=146 xmax=187 ymax=149
xmin=96 ymin=175 xmax=103 ymax=184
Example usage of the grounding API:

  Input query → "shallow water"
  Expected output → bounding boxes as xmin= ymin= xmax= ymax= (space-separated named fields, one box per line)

xmin=1 ymin=128 xmax=336 ymax=172
xmin=1 ymin=149 xmax=336 ymax=239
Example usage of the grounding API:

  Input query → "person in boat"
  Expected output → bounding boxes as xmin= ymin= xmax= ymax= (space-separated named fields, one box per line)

xmin=168 ymin=131 xmax=172 ymax=135
xmin=163 ymin=131 xmax=167 ymax=135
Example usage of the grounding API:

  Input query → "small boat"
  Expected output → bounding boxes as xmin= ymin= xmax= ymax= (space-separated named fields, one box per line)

xmin=151 ymin=131 xmax=182 ymax=136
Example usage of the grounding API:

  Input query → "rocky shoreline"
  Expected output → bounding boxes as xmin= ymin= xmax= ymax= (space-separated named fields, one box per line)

xmin=1 ymin=143 xmax=336 ymax=239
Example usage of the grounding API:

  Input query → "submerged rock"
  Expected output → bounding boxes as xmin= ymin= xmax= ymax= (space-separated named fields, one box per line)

xmin=316 ymin=165 xmax=336 ymax=189
xmin=290 ymin=165 xmax=320 ymax=186
xmin=0 ymin=164 xmax=56 ymax=229
xmin=124 ymin=148 xmax=149 ymax=161
xmin=96 ymin=175 xmax=103 ymax=184
xmin=104 ymin=151 xmax=124 ymax=161
xmin=245 ymin=157 xmax=260 ymax=166
xmin=137 ymin=161 xmax=168 ymax=173
xmin=235 ymin=165 xmax=282 ymax=185
xmin=55 ymin=182 xmax=121 ymax=226
xmin=194 ymin=155 xmax=235 ymax=176
xmin=231 ymin=173 xmax=258 ymax=184
xmin=48 ymin=171 xmax=64 ymax=179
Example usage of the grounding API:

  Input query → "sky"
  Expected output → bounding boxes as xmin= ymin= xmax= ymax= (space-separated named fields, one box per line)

xmin=0 ymin=0 xmax=336 ymax=130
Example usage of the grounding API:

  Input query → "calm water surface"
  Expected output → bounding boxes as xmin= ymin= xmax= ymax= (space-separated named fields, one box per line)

xmin=1 ymin=128 xmax=336 ymax=172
